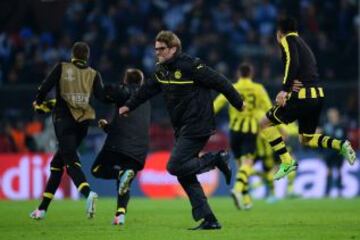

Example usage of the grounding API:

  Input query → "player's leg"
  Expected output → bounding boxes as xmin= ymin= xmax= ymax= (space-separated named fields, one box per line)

xmin=299 ymin=98 xmax=356 ymax=165
xmin=113 ymin=155 xmax=142 ymax=225
xmin=230 ymin=132 xmax=256 ymax=210
xmin=113 ymin=184 xmax=129 ymax=225
xmin=167 ymin=136 xmax=221 ymax=230
xmin=30 ymin=152 xmax=64 ymax=220
xmin=91 ymin=149 xmax=121 ymax=179
xmin=260 ymin=104 xmax=298 ymax=180
xmin=56 ymin=119 xmax=97 ymax=218
xmin=301 ymin=133 xmax=356 ymax=165
xmin=167 ymin=136 xmax=231 ymax=185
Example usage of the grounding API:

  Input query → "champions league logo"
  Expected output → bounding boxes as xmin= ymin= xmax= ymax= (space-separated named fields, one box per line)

xmin=64 ymin=68 xmax=75 ymax=82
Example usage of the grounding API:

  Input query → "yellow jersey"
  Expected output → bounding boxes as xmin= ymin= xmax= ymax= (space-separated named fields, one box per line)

xmin=214 ymin=77 xmax=272 ymax=134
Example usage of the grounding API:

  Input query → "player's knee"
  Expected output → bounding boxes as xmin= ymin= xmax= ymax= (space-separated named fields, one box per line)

xmin=65 ymin=160 xmax=82 ymax=171
xmin=60 ymin=151 xmax=79 ymax=167
xmin=166 ymin=161 xmax=180 ymax=176
xmin=91 ymin=165 xmax=102 ymax=178
xmin=50 ymin=163 xmax=63 ymax=173
xmin=241 ymin=157 xmax=254 ymax=166
xmin=259 ymin=116 xmax=271 ymax=130
xmin=299 ymin=135 xmax=311 ymax=146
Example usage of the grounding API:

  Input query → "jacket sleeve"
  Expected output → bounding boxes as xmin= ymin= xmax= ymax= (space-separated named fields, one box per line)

xmin=92 ymin=71 xmax=108 ymax=103
xmin=102 ymin=123 xmax=110 ymax=133
xmin=103 ymin=84 xmax=131 ymax=105
xmin=191 ymin=59 xmax=243 ymax=111
xmin=125 ymin=75 xmax=161 ymax=111
xmin=35 ymin=63 xmax=61 ymax=104
xmin=280 ymin=37 xmax=299 ymax=92
xmin=213 ymin=93 xmax=228 ymax=114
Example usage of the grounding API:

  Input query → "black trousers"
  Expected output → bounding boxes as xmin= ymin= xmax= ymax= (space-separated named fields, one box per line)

xmin=91 ymin=149 xmax=142 ymax=179
xmin=51 ymin=116 xmax=89 ymax=169
xmin=91 ymin=149 xmax=142 ymax=211
xmin=43 ymin=116 xmax=91 ymax=198
xmin=167 ymin=135 xmax=219 ymax=221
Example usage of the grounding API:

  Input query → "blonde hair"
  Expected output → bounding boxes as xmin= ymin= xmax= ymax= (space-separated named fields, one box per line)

xmin=155 ymin=31 xmax=182 ymax=53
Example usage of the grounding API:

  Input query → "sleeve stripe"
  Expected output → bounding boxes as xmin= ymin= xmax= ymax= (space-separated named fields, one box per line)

xmin=280 ymin=37 xmax=291 ymax=85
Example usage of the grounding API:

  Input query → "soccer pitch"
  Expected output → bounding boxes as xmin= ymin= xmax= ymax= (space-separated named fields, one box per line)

xmin=2 ymin=197 xmax=359 ymax=240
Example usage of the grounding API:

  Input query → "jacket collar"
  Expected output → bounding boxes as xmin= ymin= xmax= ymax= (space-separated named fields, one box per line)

xmin=71 ymin=58 xmax=88 ymax=69
xmin=159 ymin=52 xmax=182 ymax=66
xmin=281 ymin=32 xmax=299 ymax=41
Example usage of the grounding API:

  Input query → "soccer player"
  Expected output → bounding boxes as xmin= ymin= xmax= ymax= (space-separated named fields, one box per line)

xmin=119 ymin=31 xmax=244 ymax=230
xmin=91 ymin=68 xmax=150 ymax=225
xmin=214 ymin=63 xmax=273 ymax=210
xmin=30 ymin=42 xmax=107 ymax=220
xmin=259 ymin=17 xmax=356 ymax=180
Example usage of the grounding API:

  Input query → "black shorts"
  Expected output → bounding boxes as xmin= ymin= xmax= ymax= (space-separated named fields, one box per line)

xmin=266 ymin=96 xmax=323 ymax=135
xmin=93 ymin=149 xmax=143 ymax=172
xmin=230 ymin=131 xmax=257 ymax=159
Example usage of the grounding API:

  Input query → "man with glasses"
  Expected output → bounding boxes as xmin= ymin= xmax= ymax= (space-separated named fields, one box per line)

xmin=119 ymin=31 xmax=244 ymax=230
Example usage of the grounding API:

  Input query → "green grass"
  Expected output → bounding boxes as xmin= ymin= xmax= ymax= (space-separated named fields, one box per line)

xmin=1 ymin=197 xmax=360 ymax=240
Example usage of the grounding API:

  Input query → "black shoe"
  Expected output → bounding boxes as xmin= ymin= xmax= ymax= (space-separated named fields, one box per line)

xmin=215 ymin=151 xmax=232 ymax=185
xmin=188 ymin=220 xmax=222 ymax=230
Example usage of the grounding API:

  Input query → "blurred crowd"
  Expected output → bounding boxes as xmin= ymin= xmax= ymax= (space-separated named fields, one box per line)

xmin=0 ymin=0 xmax=358 ymax=86
xmin=0 ymin=0 xmax=358 ymax=153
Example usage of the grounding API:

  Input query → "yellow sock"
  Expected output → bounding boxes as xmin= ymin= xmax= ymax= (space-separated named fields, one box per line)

xmin=287 ymin=171 xmax=296 ymax=193
xmin=233 ymin=164 xmax=253 ymax=193
xmin=265 ymin=171 xmax=275 ymax=195
xmin=243 ymin=192 xmax=252 ymax=205
xmin=262 ymin=126 xmax=292 ymax=164
xmin=304 ymin=134 xmax=344 ymax=151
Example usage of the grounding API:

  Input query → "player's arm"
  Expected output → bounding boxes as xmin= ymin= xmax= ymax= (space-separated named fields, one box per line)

xmin=213 ymin=93 xmax=228 ymax=114
xmin=191 ymin=60 xmax=243 ymax=111
xmin=98 ymin=119 xmax=110 ymax=133
xmin=35 ymin=63 xmax=61 ymax=104
xmin=280 ymin=36 xmax=300 ymax=92
xmin=121 ymin=75 xmax=161 ymax=114
xmin=92 ymin=71 xmax=109 ymax=103
xmin=103 ymin=84 xmax=131 ymax=105
xmin=258 ymin=85 xmax=273 ymax=112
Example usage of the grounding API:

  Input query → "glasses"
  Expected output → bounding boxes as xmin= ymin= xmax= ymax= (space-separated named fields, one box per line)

xmin=155 ymin=46 xmax=169 ymax=52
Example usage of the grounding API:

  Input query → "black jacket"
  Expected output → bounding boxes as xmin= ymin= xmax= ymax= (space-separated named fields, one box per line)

xmin=102 ymin=84 xmax=150 ymax=166
xmin=279 ymin=32 xmax=319 ymax=92
xmin=125 ymin=53 xmax=243 ymax=138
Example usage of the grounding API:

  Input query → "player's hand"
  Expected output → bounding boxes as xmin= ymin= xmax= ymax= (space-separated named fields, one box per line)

xmin=292 ymin=80 xmax=303 ymax=92
xmin=33 ymin=101 xmax=50 ymax=114
xmin=32 ymin=101 xmax=38 ymax=109
xmin=119 ymin=106 xmax=130 ymax=117
xmin=241 ymin=101 xmax=246 ymax=111
xmin=98 ymin=119 xmax=108 ymax=129
xmin=276 ymin=91 xmax=288 ymax=107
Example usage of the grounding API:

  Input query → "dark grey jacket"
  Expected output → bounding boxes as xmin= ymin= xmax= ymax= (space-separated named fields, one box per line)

xmin=102 ymin=84 xmax=150 ymax=166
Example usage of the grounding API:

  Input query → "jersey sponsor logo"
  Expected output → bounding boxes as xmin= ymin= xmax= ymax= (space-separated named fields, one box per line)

xmin=138 ymin=151 xmax=219 ymax=198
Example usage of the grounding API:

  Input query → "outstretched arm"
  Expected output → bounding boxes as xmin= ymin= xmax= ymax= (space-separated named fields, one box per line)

xmin=122 ymin=76 xmax=161 ymax=112
xmin=35 ymin=63 xmax=61 ymax=104
xmin=213 ymin=94 xmax=228 ymax=114
xmin=192 ymin=60 xmax=243 ymax=111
